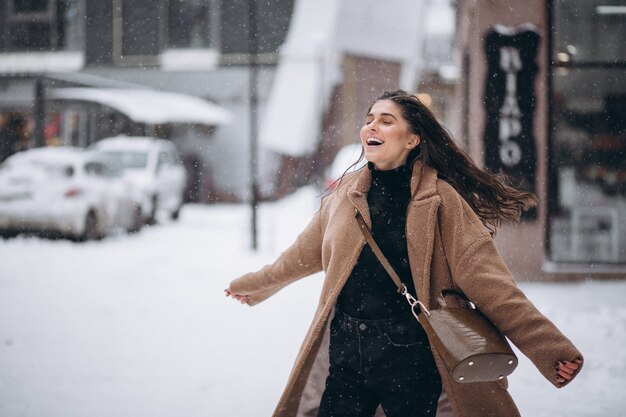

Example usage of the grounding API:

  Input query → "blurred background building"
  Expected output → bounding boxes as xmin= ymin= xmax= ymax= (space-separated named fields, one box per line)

xmin=1 ymin=0 xmax=625 ymax=280
xmin=0 ymin=0 xmax=295 ymax=203
xmin=455 ymin=0 xmax=626 ymax=279
xmin=0 ymin=0 xmax=455 ymax=204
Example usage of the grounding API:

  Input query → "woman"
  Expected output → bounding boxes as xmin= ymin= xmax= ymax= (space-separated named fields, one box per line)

xmin=226 ymin=90 xmax=583 ymax=417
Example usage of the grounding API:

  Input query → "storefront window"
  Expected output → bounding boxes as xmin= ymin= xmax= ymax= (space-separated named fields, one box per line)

xmin=0 ymin=112 xmax=31 ymax=163
xmin=553 ymin=0 xmax=626 ymax=64
xmin=549 ymin=0 xmax=626 ymax=265
xmin=549 ymin=68 xmax=626 ymax=263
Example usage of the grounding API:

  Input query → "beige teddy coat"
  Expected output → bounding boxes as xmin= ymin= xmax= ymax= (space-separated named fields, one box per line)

xmin=229 ymin=161 xmax=583 ymax=417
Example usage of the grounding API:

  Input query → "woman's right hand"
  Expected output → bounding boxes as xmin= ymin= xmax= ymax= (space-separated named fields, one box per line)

xmin=225 ymin=289 xmax=250 ymax=304
xmin=555 ymin=359 xmax=583 ymax=386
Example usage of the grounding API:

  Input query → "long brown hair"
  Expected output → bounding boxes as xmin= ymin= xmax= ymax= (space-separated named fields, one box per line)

xmin=338 ymin=89 xmax=536 ymax=235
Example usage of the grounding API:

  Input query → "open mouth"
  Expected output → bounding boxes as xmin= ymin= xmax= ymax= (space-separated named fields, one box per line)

xmin=367 ymin=137 xmax=384 ymax=146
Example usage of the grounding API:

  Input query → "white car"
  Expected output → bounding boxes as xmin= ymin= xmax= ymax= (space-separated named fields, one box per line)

xmin=324 ymin=143 xmax=367 ymax=191
xmin=0 ymin=147 xmax=143 ymax=240
xmin=91 ymin=136 xmax=187 ymax=223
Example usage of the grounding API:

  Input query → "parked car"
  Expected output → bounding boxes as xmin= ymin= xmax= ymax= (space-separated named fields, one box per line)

xmin=91 ymin=136 xmax=187 ymax=223
xmin=0 ymin=147 xmax=143 ymax=240
xmin=324 ymin=143 xmax=367 ymax=191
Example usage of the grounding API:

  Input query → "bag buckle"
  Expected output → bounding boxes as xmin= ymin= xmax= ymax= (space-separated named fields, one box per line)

xmin=400 ymin=284 xmax=430 ymax=317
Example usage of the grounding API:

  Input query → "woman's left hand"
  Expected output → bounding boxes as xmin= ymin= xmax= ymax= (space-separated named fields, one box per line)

xmin=225 ymin=288 xmax=250 ymax=304
xmin=555 ymin=358 xmax=583 ymax=386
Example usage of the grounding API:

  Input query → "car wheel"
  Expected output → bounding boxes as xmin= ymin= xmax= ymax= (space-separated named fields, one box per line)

xmin=81 ymin=211 xmax=100 ymax=241
xmin=0 ymin=230 xmax=19 ymax=239
xmin=146 ymin=195 xmax=158 ymax=225
xmin=170 ymin=205 xmax=182 ymax=221
xmin=128 ymin=205 xmax=143 ymax=233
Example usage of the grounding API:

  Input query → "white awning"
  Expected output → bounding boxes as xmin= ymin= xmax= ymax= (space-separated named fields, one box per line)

xmin=261 ymin=0 xmax=430 ymax=156
xmin=49 ymin=88 xmax=232 ymax=126
xmin=260 ymin=0 xmax=341 ymax=157
xmin=261 ymin=59 xmax=326 ymax=156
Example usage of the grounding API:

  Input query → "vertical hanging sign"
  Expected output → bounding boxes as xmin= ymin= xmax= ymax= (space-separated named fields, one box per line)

xmin=483 ymin=24 xmax=540 ymax=219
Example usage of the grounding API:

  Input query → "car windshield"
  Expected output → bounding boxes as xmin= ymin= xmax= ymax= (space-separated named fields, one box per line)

xmin=99 ymin=151 xmax=148 ymax=169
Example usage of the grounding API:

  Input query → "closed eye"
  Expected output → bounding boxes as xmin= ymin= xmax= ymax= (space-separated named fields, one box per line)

xmin=365 ymin=118 xmax=393 ymax=125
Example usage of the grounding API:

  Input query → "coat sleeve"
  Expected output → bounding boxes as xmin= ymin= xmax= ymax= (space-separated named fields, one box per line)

xmin=228 ymin=200 xmax=326 ymax=306
xmin=437 ymin=181 xmax=584 ymax=388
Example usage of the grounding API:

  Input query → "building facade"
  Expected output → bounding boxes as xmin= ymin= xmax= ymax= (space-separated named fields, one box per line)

xmin=456 ymin=0 xmax=626 ymax=279
xmin=0 ymin=0 xmax=294 ymax=202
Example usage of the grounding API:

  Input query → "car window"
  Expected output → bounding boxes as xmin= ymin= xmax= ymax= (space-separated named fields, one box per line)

xmin=100 ymin=161 xmax=121 ymax=178
xmin=85 ymin=162 xmax=102 ymax=177
xmin=99 ymin=151 xmax=148 ymax=169
xmin=85 ymin=161 xmax=109 ymax=177
xmin=98 ymin=156 xmax=124 ymax=176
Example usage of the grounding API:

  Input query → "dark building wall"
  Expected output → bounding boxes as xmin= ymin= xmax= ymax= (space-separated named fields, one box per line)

xmin=85 ymin=0 xmax=114 ymax=65
xmin=256 ymin=0 xmax=294 ymax=54
xmin=220 ymin=0 xmax=294 ymax=54
xmin=120 ymin=0 xmax=163 ymax=57
xmin=0 ymin=2 xmax=5 ymax=50
xmin=84 ymin=0 xmax=294 ymax=63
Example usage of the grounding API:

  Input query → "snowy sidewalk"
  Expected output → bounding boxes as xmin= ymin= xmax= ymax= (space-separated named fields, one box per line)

xmin=1 ymin=187 xmax=625 ymax=417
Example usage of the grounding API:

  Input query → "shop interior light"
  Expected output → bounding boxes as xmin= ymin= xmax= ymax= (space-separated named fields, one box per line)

xmin=556 ymin=52 xmax=570 ymax=62
xmin=555 ymin=67 xmax=569 ymax=76
xmin=596 ymin=6 xmax=626 ymax=15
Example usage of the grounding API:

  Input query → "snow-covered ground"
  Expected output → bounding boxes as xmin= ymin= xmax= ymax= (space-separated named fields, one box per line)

xmin=0 ymin=186 xmax=624 ymax=417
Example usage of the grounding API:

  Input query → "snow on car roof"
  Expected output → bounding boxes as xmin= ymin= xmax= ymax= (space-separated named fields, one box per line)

xmin=5 ymin=146 xmax=93 ymax=166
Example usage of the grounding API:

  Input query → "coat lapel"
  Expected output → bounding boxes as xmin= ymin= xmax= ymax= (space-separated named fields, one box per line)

xmin=406 ymin=196 xmax=440 ymax=308
xmin=347 ymin=166 xmax=372 ymax=228
xmin=407 ymin=162 xmax=441 ymax=308
xmin=346 ymin=161 xmax=441 ymax=307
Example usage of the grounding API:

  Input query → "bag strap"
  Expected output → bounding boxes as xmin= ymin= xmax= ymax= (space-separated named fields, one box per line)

xmin=355 ymin=211 xmax=429 ymax=315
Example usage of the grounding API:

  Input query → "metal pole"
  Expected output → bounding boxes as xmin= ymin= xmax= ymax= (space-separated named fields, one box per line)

xmin=34 ymin=78 xmax=46 ymax=147
xmin=248 ymin=0 xmax=259 ymax=250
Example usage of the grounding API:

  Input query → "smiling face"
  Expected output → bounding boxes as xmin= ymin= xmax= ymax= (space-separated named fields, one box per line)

xmin=359 ymin=100 xmax=420 ymax=171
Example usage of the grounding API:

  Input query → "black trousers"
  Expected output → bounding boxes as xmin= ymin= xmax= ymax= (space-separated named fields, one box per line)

xmin=317 ymin=308 xmax=442 ymax=417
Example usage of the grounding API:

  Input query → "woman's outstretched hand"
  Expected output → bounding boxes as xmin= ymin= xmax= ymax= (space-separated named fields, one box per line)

xmin=225 ymin=289 xmax=250 ymax=304
xmin=555 ymin=359 xmax=583 ymax=386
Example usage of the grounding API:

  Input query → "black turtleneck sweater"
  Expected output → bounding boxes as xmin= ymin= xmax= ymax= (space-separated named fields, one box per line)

xmin=336 ymin=162 xmax=418 ymax=319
